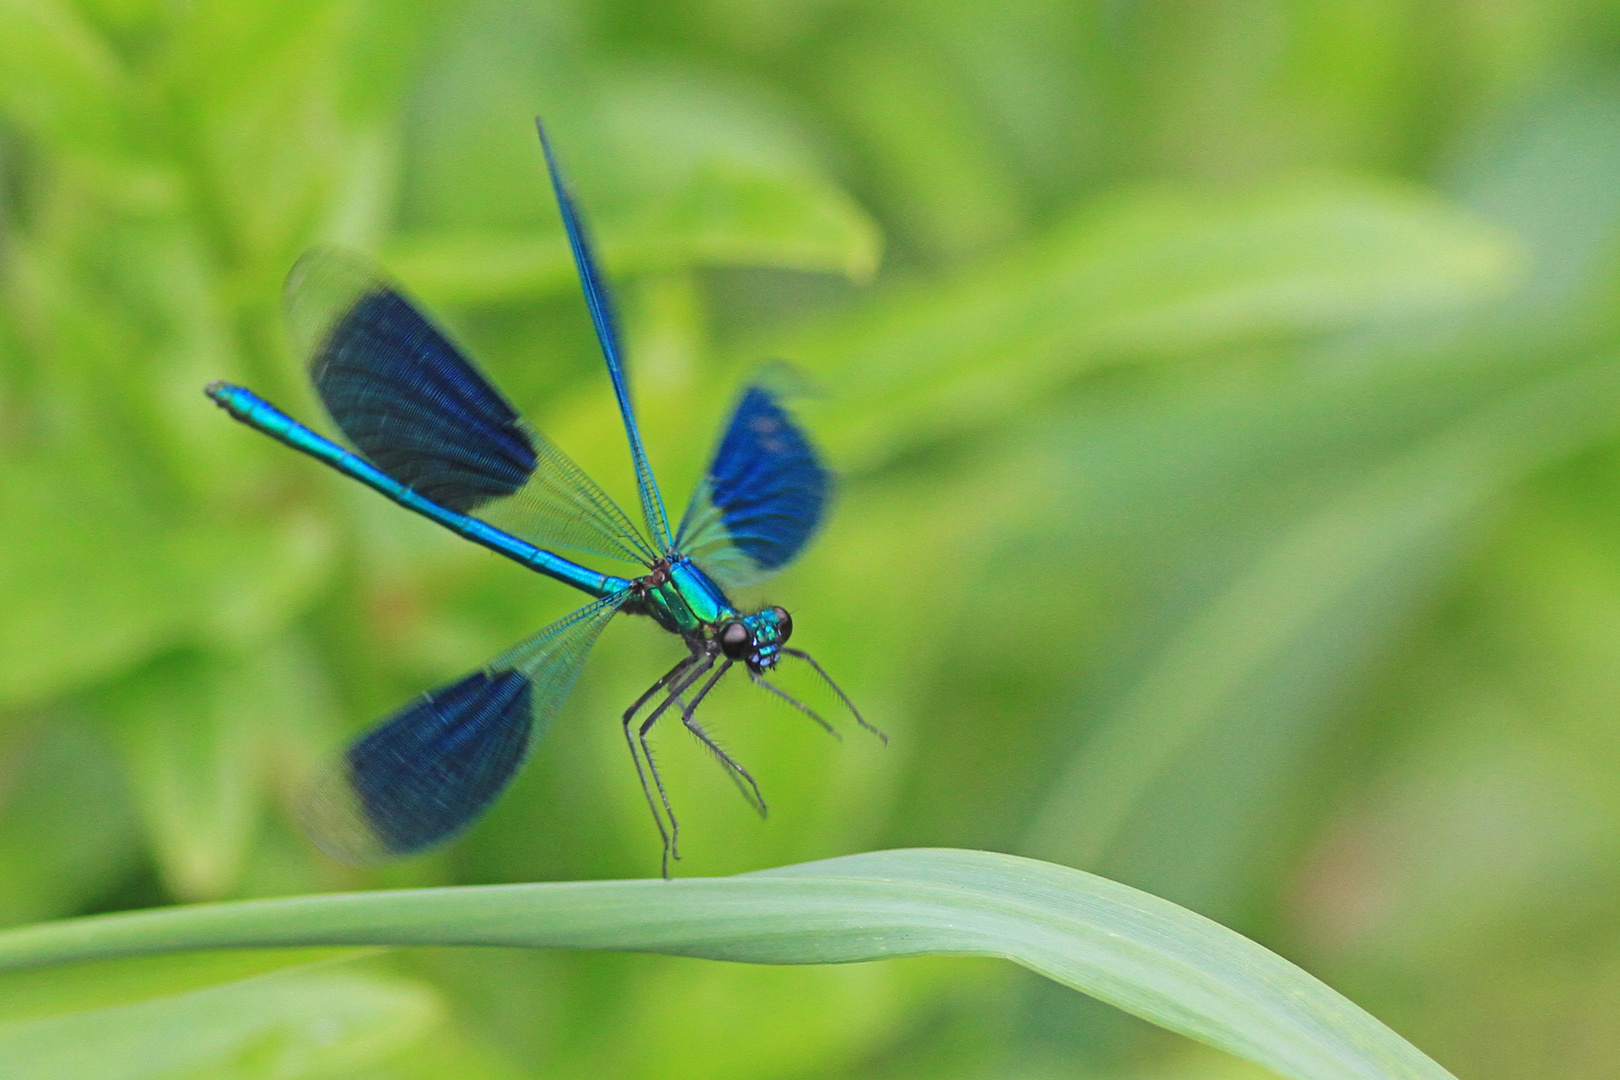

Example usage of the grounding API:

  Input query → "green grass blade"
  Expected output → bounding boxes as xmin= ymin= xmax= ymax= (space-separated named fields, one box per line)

xmin=0 ymin=849 xmax=1451 ymax=1080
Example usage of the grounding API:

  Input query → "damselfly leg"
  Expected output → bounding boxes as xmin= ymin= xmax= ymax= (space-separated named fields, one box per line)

xmin=623 ymin=646 xmax=704 ymax=874
xmin=627 ymin=646 xmax=720 ymax=876
xmin=782 ymin=647 xmax=887 ymax=743
xmin=751 ymin=672 xmax=841 ymax=739
xmin=677 ymin=660 xmax=768 ymax=818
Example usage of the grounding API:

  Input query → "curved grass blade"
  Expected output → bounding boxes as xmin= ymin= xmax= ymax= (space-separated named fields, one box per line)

xmin=536 ymin=121 xmax=675 ymax=553
xmin=0 ymin=849 xmax=1453 ymax=1080
xmin=677 ymin=364 xmax=831 ymax=589
xmin=286 ymin=246 xmax=654 ymax=564
xmin=305 ymin=594 xmax=626 ymax=862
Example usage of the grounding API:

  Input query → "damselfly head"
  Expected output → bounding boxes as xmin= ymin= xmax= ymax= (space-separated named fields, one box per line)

xmin=719 ymin=605 xmax=793 ymax=672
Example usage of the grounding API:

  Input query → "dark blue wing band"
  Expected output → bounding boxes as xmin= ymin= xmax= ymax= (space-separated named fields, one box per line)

xmin=347 ymin=668 xmax=533 ymax=855
xmin=314 ymin=287 xmax=537 ymax=513
xmin=707 ymin=385 xmax=829 ymax=571
xmin=305 ymin=593 xmax=624 ymax=863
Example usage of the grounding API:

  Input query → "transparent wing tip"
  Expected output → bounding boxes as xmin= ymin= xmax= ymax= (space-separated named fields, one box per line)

xmin=300 ymin=761 xmax=395 ymax=867
xmin=283 ymin=246 xmax=393 ymax=364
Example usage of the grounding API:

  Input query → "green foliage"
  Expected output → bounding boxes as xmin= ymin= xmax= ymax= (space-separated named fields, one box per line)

xmin=5 ymin=0 xmax=1620 ymax=1077
xmin=1 ymin=966 xmax=441 ymax=1080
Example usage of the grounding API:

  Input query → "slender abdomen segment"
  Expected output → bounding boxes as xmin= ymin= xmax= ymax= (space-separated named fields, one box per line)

xmin=205 ymin=382 xmax=633 ymax=600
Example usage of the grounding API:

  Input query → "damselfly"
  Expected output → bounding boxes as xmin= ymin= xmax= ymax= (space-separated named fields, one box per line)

xmin=207 ymin=123 xmax=880 ymax=876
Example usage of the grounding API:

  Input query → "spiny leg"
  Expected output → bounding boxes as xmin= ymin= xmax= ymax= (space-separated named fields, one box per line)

xmin=751 ymin=671 xmax=841 ymax=740
xmin=666 ymin=688 xmax=758 ymax=805
xmin=688 ymin=717 xmax=767 ymax=818
xmin=782 ymin=647 xmax=887 ymax=743
xmin=678 ymin=660 xmax=767 ymax=818
xmin=625 ymin=645 xmax=701 ymax=722
xmin=643 ymin=655 xmax=716 ymax=874
xmin=641 ymin=650 xmax=717 ymax=876
xmin=623 ymin=649 xmax=701 ymax=873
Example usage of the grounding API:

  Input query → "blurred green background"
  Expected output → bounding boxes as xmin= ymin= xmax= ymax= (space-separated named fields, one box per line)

xmin=5 ymin=0 xmax=1620 ymax=1076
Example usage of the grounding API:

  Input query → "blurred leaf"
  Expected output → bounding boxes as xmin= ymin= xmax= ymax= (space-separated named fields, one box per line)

xmin=556 ymin=958 xmax=929 ymax=1080
xmin=774 ymin=178 xmax=1520 ymax=469
xmin=1291 ymin=486 xmax=1620 ymax=963
xmin=389 ymin=161 xmax=880 ymax=306
xmin=0 ymin=969 xmax=440 ymax=1080
xmin=826 ymin=41 xmax=1024 ymax=262
xmin=0 ymin=0 xmax=130 ymax=156
xmin=0 ymin=450 xmax=193 ymax=708
xmin=953 ymin=74 xmax=1620 ymax=948
xmin=162 ymin=0 xmax=423 ymax=274
xmin=1132 ymin=3 xmax=1415 ymax=183
xmin=0 ymin=455 xmax=334 ymax=708
xmin=1009 ymin=73 xmax=1620 ymax=927
xmin=1447 ymin=75 xmax=1620 ymax=323
xmin=0 ymin=719 xmax=140 ymax=927
xmin=0 ymin=948 xmax=371 ymax=1025
xmin=109 ymin=642 xmax=329 ymax=902
xmin=0 ymin=849 xmax=1454 ymax=1080
xmin=1022 ymin=347 xmax=1620 ymax=898
xmin=346 ymin=1019 xmax=530 ymax=1080
xmin=181 ymin=512 xmax=336 ymax=648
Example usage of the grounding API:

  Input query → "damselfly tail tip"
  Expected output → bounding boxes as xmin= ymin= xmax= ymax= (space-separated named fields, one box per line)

xmin=204 ymin=380 xmax=253 ymax=419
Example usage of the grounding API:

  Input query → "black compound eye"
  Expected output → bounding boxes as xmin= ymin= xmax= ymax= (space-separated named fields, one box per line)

xmin=719 ymin=621 xmax=752 ymax=659
xmin=771 ymin=606 xmax=792 ymax=643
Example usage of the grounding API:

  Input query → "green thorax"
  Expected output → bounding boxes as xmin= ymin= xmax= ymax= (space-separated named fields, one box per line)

xmin=640 ymin=557 xmax=736 ymax=635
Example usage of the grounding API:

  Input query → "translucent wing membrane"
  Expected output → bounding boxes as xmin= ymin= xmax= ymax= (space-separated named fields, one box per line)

xmin=286 ymin=248 xmax=654 ymax=564
xmin=479 ymin=438 xmax=655 ymax=564
xmin=305 ymin=592 xmax=627 ymax=861
xmin=537 ymin=122 xmax=675 ymax=553
xmin=677 ymin=368 xmax=831 ymax=589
